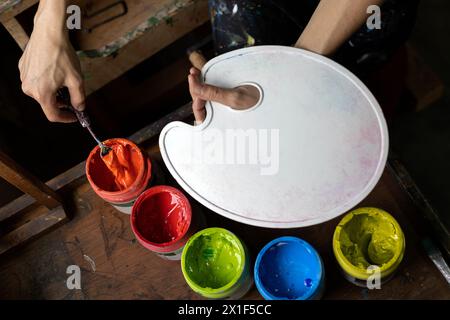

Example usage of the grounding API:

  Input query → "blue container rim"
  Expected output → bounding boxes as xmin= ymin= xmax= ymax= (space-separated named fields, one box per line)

xmin=254 ymin=236 xmax=324 ymax=300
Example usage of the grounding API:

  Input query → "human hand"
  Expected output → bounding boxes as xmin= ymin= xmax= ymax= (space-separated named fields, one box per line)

xmin=188 ymin=68 xmax=259 ymax=124
xmin=18 ymin=0 xmax=85 ymax=123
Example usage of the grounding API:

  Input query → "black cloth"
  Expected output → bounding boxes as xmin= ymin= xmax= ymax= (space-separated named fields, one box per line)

xmin=208 ymin=0 xmax=419 ymax=75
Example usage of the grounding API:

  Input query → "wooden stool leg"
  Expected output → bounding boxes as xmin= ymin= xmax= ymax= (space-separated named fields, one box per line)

xmin=2 ymin=17 xmax=29 ymax=50
xmin=0 ymin=150 xmax=68 ymax=255
xmin=0 ymin=150 xmax=62 ymax=209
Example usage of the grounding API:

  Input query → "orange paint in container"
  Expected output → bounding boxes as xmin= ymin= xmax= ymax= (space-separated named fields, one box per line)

xmin=86 ymin=138 xmax=152 ymax=214
xmin=101 ymin=142 xmax=140 ymax=191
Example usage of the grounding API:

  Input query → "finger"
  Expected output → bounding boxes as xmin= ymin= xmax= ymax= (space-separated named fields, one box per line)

xmin=188 ymin=68 xmax=202 ymax=97
xmin=188 ymin=73 xmax=206 ymax=123
xmin=40 ymin=93 xmax=77 ymax=123
xmin=231 ymin=85 xmax=260 ymax=110
xmin=189 ymin=69 xmax=258 ymax=109
xmin=188 ymin=74 xmax=198 ymax=98
xmin=190 ymin=67 xmax=201 ymax=76
xmin=66 ymin=77 xmax=86 ymax=111
xmin=195 ymin=82 xmax=235 ymax=106
xmin=192 ymin=97 xmax=206 ymax=125
xmin=188 ymin=73 xmax=226 ymax=101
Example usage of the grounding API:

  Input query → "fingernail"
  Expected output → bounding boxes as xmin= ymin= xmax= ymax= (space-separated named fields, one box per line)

xmin=74 ymin=104 xmax=86 ymax=111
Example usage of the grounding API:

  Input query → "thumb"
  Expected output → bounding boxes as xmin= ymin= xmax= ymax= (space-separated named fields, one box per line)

xmin=192 ymin=97 xmax=206 ymax=124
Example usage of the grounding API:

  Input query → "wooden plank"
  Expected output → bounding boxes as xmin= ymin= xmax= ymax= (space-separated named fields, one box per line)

xmin=72 ymin=0 xmax=206 ymax=52
xmin=0 ymin=194 xmax=34 ymax=223
xmin=2 ymin=16 xmax=28 ymax=49
xmin=0 ymin=151 xmax=62 ymax=210
xmin=79 ymin=0 xmax=209 ymax=94
xmin=0 ymin=161 xmax=85 ymax=222
xmin=0 ymin=0 xmax=21 ymax=15
xmin=0 ymin=205 xmax=66 ymax=255
xmin=0 ymin=0 xmax=37 ymax=22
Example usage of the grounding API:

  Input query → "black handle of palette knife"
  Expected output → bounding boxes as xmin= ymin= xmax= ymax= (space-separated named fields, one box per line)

xmin=56 ymin=88 xmax=111 ymax=156
xmin=56 ymin=88 xmax=91 ymax=128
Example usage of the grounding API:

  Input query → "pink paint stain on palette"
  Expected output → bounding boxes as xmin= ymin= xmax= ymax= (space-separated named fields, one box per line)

xmin=160 ymin=46 xmax=388 ymax=229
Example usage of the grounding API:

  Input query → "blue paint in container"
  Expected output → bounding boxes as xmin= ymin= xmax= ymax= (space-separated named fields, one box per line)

xmin=254 ymin=236 xmax=325 ymax=300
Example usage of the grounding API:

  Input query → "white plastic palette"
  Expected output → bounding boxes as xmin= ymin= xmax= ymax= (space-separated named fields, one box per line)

xmin=160 ymin=46 xmax=388 ymax=228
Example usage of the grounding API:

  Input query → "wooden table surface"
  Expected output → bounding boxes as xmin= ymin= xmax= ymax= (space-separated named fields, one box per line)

xmin=0 ymin=149 xmax=448 ymax=300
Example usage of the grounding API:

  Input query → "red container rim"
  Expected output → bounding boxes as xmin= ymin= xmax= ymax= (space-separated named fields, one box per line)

xmin=130 ymin=185 xmax=192 ymax=252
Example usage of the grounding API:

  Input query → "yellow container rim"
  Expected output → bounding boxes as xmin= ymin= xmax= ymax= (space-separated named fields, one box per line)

xmin=333 ymin=207 xmax=405 ymax=280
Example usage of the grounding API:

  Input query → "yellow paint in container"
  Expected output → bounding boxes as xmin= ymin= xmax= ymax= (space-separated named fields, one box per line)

xmin=333 ymin=207 xmax=405 ymax=286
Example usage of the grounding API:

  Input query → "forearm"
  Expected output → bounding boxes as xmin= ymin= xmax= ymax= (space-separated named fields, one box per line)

xmin=19 ymin=0 xmax=85 ymax=122
xmin=34 ymin=0 xmax=68 ymax=35
xmin=295 ymin=0 xmax=385 ymax=56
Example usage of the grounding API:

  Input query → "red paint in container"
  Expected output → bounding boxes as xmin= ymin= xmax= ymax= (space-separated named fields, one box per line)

xmin=86 ymin=138 xmax=152 ymax=214
xmin=131 ymin=186 xmax=193 ymax=260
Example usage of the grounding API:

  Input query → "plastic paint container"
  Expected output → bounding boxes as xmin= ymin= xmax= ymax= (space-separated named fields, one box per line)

xmin=254 ymin=237 xmax=325 ymax=300
xmin=181 ymin=228 xmax=253 ymax=299
xmin=130 ymin=185 xmax=194 ymax=260
xmin=86 ymin=138 xmax=152 ymax=214
xmin=333 ymin=207 xmax=405 ymax=287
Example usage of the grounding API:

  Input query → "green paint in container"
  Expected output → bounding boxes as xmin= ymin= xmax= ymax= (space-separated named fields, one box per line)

xmin=181 ymin=228 xmax=253 ymax=299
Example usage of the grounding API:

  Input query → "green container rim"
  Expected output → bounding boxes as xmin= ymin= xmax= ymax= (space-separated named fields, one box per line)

xmin=181 ymin=227 xmax=246 ymax=296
